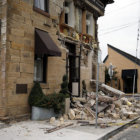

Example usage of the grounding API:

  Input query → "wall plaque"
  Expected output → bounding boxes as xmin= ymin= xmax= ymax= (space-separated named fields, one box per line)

xmin=16 ymin=84 xmax=27 ymax=94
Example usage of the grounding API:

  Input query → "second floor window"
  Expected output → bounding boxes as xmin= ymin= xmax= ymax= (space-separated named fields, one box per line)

xmin=34 ymin=0 xmax=49 ymax=13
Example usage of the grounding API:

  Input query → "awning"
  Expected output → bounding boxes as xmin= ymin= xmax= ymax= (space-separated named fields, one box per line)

xmin=122 ymin=69 xmax=138 ymax=79
xmin=35 ymin=29 xmax=61 ymax=56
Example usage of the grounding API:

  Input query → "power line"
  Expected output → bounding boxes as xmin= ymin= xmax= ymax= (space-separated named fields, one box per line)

xmin=133 ymin=19 xmax=140 ymax=95
xmin=99 ymin=23 xmax=137 ymax=36
xmin=99 ymin=20 xmax=138 ymax=32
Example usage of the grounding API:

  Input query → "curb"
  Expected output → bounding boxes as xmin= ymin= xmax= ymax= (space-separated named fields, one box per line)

xmin=98 ymin=117 xmax=140 ymax=140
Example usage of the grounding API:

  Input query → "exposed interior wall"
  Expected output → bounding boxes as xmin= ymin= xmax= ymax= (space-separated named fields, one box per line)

xmin=80 ymin=49 xmax=95 ymax=94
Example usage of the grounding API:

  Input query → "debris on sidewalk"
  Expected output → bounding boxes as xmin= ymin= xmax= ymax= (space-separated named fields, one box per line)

xmin=64 ymin=84 xmax=140 ymax=128
xmin=46 ymin=84 xmax=140 ymax=130
xmin=45 ymin=123 xmax=74 ymax=133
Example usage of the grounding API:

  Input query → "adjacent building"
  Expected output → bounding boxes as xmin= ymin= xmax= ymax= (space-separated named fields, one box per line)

xmin=0 ymin=0 xmax=113 ymax=118
xmin=104 ymin=44 xmax=140 ymax=94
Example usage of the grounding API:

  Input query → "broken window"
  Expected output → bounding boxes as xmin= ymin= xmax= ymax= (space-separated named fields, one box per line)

xmin=34 ymin=0 xmax=49 ymax=13
xmin=64 ymin=1 xmax=75 ymax=27
xmin=76 ymin=8 xmax=82 ymax=33
xmin=34 ymin=54 xmax=47 ymax=83
xmin=64 ymin=2 xmax=69 ymax=24
xmin=86 ymin=13 xmax=94 ymax=36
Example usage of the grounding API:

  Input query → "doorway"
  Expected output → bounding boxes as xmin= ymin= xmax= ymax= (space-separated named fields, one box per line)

xmin=66 ymin=42 xmax=80 ymax=97
xmin=122 ymin=69 xmax=137 ymax=93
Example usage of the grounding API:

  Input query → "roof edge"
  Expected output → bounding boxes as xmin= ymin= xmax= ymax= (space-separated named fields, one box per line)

xmin=107 ymin=44 xmax=140 ymax=66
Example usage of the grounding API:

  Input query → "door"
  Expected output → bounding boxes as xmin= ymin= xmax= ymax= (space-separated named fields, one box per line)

xmin=66 ymin=54 xmax=80 ymax=97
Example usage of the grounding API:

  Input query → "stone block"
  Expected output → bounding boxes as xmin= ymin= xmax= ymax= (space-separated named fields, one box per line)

xmin=17 ymin=77 xmax=33 ymax=84
xmin=68 ymin=109 xmax=75 ymax=120
xmin=11 ymin=28 xmax=24 ymax=37
xmin=11 ymin=42 xmax=24 ymax=50
xmin=7 ymin=62 xmax=20 ymax=72
xmin=98 ymin=112 xmax=104 ymax=118
xmin=10 ymin=56 xmax=21 ymax=62
xmin=50 ymin=117 xmax=56 ymax=124
xmin=20 ymin=63 xmax=34 ymax=73
xmin=7 ymin=72 xmax=20 ymax=78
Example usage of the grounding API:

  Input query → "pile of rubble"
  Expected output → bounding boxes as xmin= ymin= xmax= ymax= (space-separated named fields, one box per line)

xmin=67 ymin=84 xmax=140 ymax=122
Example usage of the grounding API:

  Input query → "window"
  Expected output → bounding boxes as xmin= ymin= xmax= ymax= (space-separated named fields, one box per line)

xmin=86 ymin=13 xmax=93 ymax=36
xmin=34 ymin=0 xmax=49 ymax=13
xmin=64 ymin=2 xmax=69 ymax=24
xmin=75 ymin=8 xmax=82 ymax=33
xmin=34 ymin=54 xmax=47 ymax=83
xmin=64 ymin=1 xmax=75 ymax=27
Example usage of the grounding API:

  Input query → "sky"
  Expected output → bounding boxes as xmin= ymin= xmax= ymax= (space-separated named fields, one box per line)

xmin=98 ymin=0 xmax=140 ymax=61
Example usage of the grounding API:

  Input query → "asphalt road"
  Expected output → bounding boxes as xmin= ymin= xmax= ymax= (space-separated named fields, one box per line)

xmin=109 ymin=123 xmax=140 ymax=140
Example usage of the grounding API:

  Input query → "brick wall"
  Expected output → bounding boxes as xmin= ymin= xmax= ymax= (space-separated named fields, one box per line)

xmin=104 ymin=47 xmax=140 ymax=93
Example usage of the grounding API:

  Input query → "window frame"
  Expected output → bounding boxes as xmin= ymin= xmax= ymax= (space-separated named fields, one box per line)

xmin=33 ymin=0 xmax=50 ymax=18
xmin=34 ymin=54 xmax=47 ymax=83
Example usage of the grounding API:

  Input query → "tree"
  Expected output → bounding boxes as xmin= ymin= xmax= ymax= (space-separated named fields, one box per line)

xmin=60 ymin=75 xmax=70 ymax=96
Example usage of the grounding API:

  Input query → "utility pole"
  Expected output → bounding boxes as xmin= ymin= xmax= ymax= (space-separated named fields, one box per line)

xmin=133 ymin=20 xmax=140 ymax=97
xmin=95 ymin=47 xmax=99 ymax=128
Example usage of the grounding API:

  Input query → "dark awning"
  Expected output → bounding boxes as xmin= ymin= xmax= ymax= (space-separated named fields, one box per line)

xmin=122 ymin=69 xmax=138 ymax=79
xmin=35 ymin=29 xmax=61 ymax=56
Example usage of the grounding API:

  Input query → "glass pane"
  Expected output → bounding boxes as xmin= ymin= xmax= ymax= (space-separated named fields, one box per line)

xmin=79 ymin=9 xmax=82 ymax=33
xmin=34 ymin=0 xmax=45 ymax=11
xmin=34 ymin=59 xmax=43 ymax=82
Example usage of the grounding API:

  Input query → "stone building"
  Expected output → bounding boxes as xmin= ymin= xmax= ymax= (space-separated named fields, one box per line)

xmin=104 ymin=44 xmax=140 ymax=94
xmin=0 ymin=0 xmax=113 ymax=118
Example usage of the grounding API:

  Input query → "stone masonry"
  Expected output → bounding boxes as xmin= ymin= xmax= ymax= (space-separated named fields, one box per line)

xmin=0 ymin=0 xmax=112 ymax=118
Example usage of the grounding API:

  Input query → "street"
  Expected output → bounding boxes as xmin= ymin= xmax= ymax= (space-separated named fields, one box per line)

xmin=109 ymin=122 xmax=140 ymax=140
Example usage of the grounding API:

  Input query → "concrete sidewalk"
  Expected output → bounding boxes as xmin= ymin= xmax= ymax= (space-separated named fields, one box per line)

xmin=0 ymin=119 xmax=138 ymax=140
xmin=0 ymin=121 xmax=6 ymax=129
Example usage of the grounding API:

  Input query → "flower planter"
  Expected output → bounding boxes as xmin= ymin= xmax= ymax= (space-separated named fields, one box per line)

xmin=31 ymin=106 xmax=60 ymax=120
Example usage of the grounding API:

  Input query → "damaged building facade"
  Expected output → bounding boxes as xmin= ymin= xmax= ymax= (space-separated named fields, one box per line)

xmin=0 ymin=0 xmax=113 ymax=118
